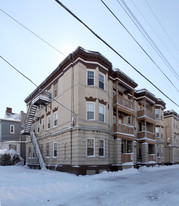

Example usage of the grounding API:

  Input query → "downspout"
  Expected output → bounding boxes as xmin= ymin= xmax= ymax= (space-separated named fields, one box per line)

xmin=70 ymin=53 xmax=75 ymax=165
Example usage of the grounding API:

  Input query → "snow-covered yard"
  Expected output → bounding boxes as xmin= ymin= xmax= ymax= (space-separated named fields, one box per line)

xmin=0 ymin=165 xmax=179 ymax=206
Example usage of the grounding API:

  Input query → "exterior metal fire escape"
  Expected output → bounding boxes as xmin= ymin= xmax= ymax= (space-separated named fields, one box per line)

xmin=22 ymin=93 xmax=51 ymax=169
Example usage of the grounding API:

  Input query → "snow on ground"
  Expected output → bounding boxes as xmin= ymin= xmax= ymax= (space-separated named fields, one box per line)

xmin=0 ymin=165 xmax=179 ymax=206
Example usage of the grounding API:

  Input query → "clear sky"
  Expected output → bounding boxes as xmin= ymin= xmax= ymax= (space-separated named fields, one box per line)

xmin=0 ymin=0 xmax=179 ymax=117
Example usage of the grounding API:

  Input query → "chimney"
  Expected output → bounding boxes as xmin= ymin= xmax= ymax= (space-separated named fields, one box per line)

xmin=6 ymin=107 xmax=12 ymax=114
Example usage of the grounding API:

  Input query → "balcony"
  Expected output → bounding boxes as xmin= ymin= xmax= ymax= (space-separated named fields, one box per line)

xmin=137 ymin=131 xmax=155 ymax=143
xmin=32 ymin=94 xmax=51 ymax=106
xmin=114 ymin=123 xmax=134 ymax=140
xmin=137 ymin=109 xmax=155 ymax=124
xmin=113 ymin=95 xmax=134 ymax=116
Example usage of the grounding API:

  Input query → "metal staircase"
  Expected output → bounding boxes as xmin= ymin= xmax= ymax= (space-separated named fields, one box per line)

xmin=31 ymin=131 xmax=46 ymax=169
xmin=22 ymin=93 xmax=51 ymax=169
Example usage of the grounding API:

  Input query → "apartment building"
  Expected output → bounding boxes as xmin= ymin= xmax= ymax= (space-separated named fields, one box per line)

xmin=23 ymin=47 xmax=167 ymax=174
xmin=164 ymin=110 xmax=179 ymax=164
xmin=155 ymin=99 xmax=166 ymax=164
xmin=134 ymin=89 xmax=157 ymax=166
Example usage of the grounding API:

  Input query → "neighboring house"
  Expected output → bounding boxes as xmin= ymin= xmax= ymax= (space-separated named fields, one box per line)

xmin=23 ymin=47 xmax=167 ymax=174
xmin=164 ymin=110 xmax=179 ymax=164
xmin=0 ymin=107 xmax=26 ymax=162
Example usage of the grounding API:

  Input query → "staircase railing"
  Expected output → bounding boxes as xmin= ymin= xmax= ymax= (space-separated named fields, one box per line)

xmin=31 ymin=131 xmax=46 ymax=169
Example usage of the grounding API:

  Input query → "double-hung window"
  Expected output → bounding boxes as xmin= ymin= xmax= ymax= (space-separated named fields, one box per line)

xmin=53 ymin=112 xmax=58 ymax=127
xmin=47 ymin=115 xmax=51 ymax=130
xmin=86 ymin=102 xmax=95 ymax=120
xmin=87 ymin=70 xmax=94 ymax=86
xmin=99 ymin=73 xmax=104 ymax=89
xmin=53 ymin=142 xmax=57 ymax=158
xmin=155 ymin=109 xmax=159 ymax=119
xmin=87 ymin=138 xmax=95 ymax=157
xmin=161 ymin=127 xmax=163 ymax=138
xmin=99 ymin=139 xmax=105 ymax=157
xmin=99 ymin=104 xmax=105 ymax=122
xmin=155 ymin=127 xmax=160 ymax=138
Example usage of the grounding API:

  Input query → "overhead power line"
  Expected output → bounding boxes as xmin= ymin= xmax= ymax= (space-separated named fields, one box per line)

xmin=54 ymin=0 xmax=179 ymax=108
xmin=117 ymin=0 xmax=179 ymax=81
xmin=100 ymin=0 xmax=179 ymax=93
xmin=131 ymin=0 xmax=179 ymax=67
xmin=144 ymin=0 xmax=179 ymax=55
xmin=0 ymin=8 xmax=66 ymax=57
xmin=0 ymin=8 xmax=115 ymax=100
xmin=0 ymin=56 xmax=76 ymax=115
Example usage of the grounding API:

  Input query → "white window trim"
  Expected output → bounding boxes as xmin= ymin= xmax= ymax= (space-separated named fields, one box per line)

xmin=53 ymin=112 xmax=58 ymax=128
xmin=99 ymin=72 xmax=105 ymax=90
xmin=99 ymin=103 xmax=105 ymax=122
xmin=86 ymin=138 xmax=95 ymax=157
xmin=86 ymin=102 xmax=95 ymax=121
xmin=86 ymin=69 xmax=95 ymax=86
xmin=10 ymin=125 xmax=15 ymax=134
xmin=99 ymin=139 xmax=105 ymax=157
xmin=47 ymin=115 xmax=51 ymax=130
xmin=53 ymin=142 xmax=57 ymax=158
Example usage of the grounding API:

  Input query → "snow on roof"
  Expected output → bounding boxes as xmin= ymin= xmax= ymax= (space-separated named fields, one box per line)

xmin=3 ymin=113 xmax=21 ymax=122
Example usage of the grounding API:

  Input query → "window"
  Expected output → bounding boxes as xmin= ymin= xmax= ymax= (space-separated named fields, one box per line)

xmin=87 ymin=70 xmax=94 ymax=86
xmin=41 ymin=119 xmax=44 ymax=130
xmin=46 ymin=143 xmax=50 ymax=157
xmin=99 ymin=73 xmax=104 ymax=89
xmin=161 ymin=111 xmax=163 ymax=120
xmin=10 ymin=125 xmax=15 ymax=134
xmin=155 ymin=109 xmax=159 ymax=119
xmin=53 ymin=112 xmax=58 ymax=127
xmin=37 ymin=121 xmax=40 ymax=133
xmin=148 ymin=144 xmax=155 ymax=154
xmin=99 ymin=104 xmax=105 ymax=122
xmin=99 ymin=139 xmax=105 ymax=157
xmin=53 ymin=142 xmax=57 ymax=158
xmin=47 ymin=115 xmax=51 ymax=130
xmin=161 ymin=128 xmax=163 ymax=138
xmin=87 ymin=138 xmax=95 ymax=157
xmin=121 ymin=140 xmax=133 ymax=153
xmin=155 ymin=127 xmax=160 ymax=138
xmin=53 ymin=83 xmax=58 ymax=98
xmin=128 ymin=116 xmax=131 ymax=125
xmin=9 ymin=145 xmax=17 ymax=151
xmin=86 ymin=102 xmax=95 ymax=120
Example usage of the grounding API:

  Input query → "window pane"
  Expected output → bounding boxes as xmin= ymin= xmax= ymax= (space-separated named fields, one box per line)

xmin=87 ymin=103 xmax=95 ymax=120
xmin=99 ymin=113 xmax=104 ymax=122
xmin=99 ymin=105 xmax=105 ymax=122
xmin=87 ymin=111 xmax=94 ymax=120
xmin=99 ymin=140 xmax=105 ymax=156
xmin=99 ymin=74 xmax=104 ymax=89
xmin=87 ymin=139 xmax=94 ymax=156
xmin=87 ymin=71 xmax=94 ymax=86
